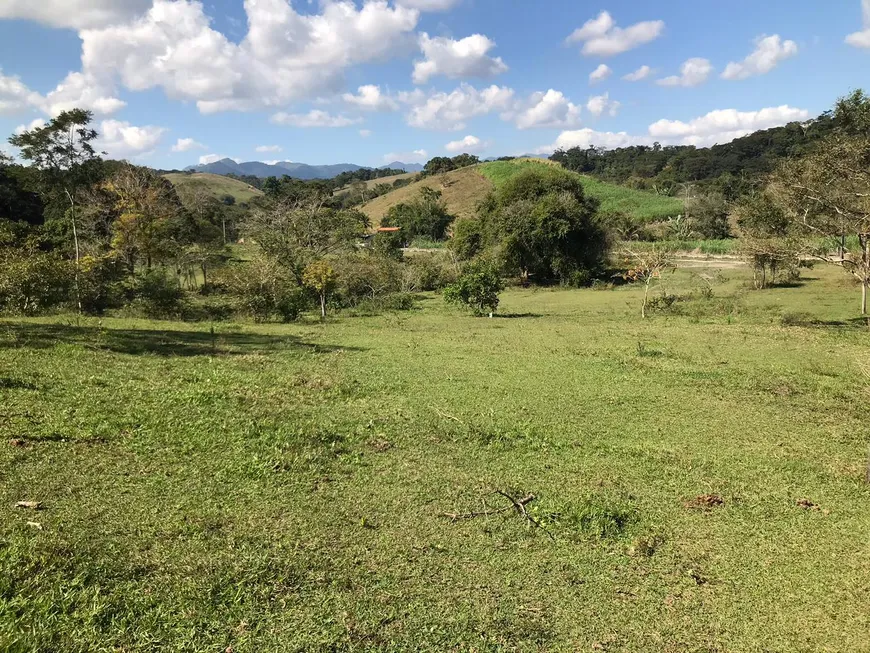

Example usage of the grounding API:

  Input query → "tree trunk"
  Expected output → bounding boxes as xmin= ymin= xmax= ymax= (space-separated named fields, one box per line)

xmin=862 ymin=235 xmax=870 ymax=316
xmin=201 ymin=263 xmax=207 ymax=288
xmin=642 ymin=279 xmax=651 ymax=318
xmin=320 ymin=293 xmax=326 ymax=319
xmin=221 ymin=216 xmax=227 ymax=244
xmin=65 ymin=190 xmax=82 ymax=314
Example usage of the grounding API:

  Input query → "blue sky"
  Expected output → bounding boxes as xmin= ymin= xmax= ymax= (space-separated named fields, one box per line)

xmin=0 ymin=0 xmax=868 ymax=169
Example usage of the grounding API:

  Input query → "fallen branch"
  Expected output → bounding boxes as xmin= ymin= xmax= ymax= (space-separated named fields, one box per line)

xmin=443 ymin=490 xmax=556 ymax=540
xmin=443 ymin=493 xmax=535 ymax=522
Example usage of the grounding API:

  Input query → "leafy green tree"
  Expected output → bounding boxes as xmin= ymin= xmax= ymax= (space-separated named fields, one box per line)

xmin=443 ymin=259 xmax=504 ymax=317
xmin=8 ymin=109 xmax=102 ymax=310
xmin=480 ymin=168 xmax=608 ymax=284
xmin=382 ymin=187 xmax=454 ymax=242
xmin=449 ymin=217 xmax=484 ymax=260
xmin=303 ymin=259 xmax=338 ymax=318
xmin=423 ymin=157 xmax=456 ymax=176
xmin=0 ymin=153 xmax=44 ymax=239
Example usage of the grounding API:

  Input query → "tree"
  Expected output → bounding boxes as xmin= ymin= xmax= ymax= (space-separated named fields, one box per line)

xmin=100 ymin=164 xmax=185 ymax=273
xmin=769 ymin=91 xmax=870 ymax=313
xmin=622 ymin=246 xmax=675 ymax=318
xmin=8 ymin=109 xmax=101 ymax=311
xmin=733 ymin=192 xmax=800 ymax=289
xmin=303 ymin=259 xmax=337 ymax=318
xmin=480 ymin=168 xmax=608 ymax=284
xmin=443 ymin=258 xmax=504 ymax=317
xmin=244 ymin=199 xmax=368 ymax=284
xmin=382 ymin=187 xmax=454 ymax=242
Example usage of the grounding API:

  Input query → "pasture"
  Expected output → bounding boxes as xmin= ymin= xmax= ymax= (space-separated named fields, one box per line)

xmin=1 ymin=264 xmax=869 ymax=651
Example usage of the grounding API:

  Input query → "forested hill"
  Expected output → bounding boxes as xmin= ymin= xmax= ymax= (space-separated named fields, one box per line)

xmin=550 ymin=112 xmax=836 ymax=199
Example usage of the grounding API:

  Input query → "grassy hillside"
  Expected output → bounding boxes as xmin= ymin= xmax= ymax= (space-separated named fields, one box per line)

xmin=164 ymin=172 xmax=263 ymax=204
xmin=479 ymin=159 xmax=683 ymax=222
xmin=360 ymin=166 xmax=494 ymax=225
xmin=361 ymin=159 xmax=683 ymax=226
xmin=2 ymin=264 xmax=868 ymax=650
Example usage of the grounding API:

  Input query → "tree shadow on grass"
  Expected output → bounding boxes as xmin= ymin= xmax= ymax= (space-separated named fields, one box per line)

xmin=806 ymin=317 xmax=870 ymax=330
xmin=0 ymin=323 xmax=363 ymax=357
xmin=494 ymin=313 xmax=544 ymax=319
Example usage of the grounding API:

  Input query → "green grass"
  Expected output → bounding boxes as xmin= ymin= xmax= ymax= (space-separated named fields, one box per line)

xmin=2 ymin=265 xmax=870 ymax=651
xmin=620 ymin=239 xmax=739 ymax=255
xmin=164 ymin=172 xmax=263 ymax=204
xmin=479 ymin=159 xmax=684 ymax=222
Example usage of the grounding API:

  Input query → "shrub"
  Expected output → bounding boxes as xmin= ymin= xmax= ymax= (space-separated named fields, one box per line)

xmin=78 ymin=254 xmax=126 ymax=314
xmin=0 ymin=248 xmax=73 ymax=315
xmin=443 ymin=259 xmax=504 ymax=316
xmin=333 ymin=253 xmax=401 ymax=307
xmin=217 ymin=257 xmax=304 ymax=322
xmin=125 ymin=269 xmax=185 ymax=318
xmin=403 ymin=253 xmax=457 ymax=291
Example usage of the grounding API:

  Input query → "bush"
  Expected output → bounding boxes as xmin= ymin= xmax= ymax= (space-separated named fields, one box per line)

xmin=443 ymin=259 xmax=504 ymax=316
xmin=333 ymin=253 xmax=401 ymax=307
xmin=402 ymin=253 xmax=457 ymax=291
xmin=216 ymin=258 xmax=305 ymax=322
xmin=79 ymin=254 xmax=126 ymax=314
xmin=0 ymin=248 xmax=73 ymax=315
xmin=125 ymin=269 xmax=185 ymax=318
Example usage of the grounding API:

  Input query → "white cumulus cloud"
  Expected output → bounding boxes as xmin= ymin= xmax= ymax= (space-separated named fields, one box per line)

xmin=342 ymin=85 xmax=399 ymax=111
xmin=255 ymin=145 xmax=282 ymax=153
xmin=722 ymin=35 xmax=799 ymax=80
xmin=509 ymin=89 xmax=581 ymax=129
xmin=413 ymin=33 xmax=508 ymax=84
xmin=536 ymin=104 xmax=811 ymax=153
xmin=0 ymin=0 xmax=150 ymax=30
xmin=359 ymin=129 xmax=373 ymax=138
xmin=55 ymin=0 xmax=419 ymax=115
xmin=566 ymin=11 xmax=665 ymax=57
xmin=623 ymin=65 xmax=653 ymax=82
xmin=172 ymin=137 xmax=206 ymax=152
xmin=648 ymin=105 xmax=811 ymax=146
xmin=445 ymin=134 xmax=486 ymax=153
xmin=13 ymin=119 xmax=46 ymax=135
xmin=0 ymin=68 xmax=43 ymax=115
xmin=846 ymin=0 xmax=870 ymax=48
xmin=589 ymin=64 xmax=612 ymax=84
xmin=98 ymin=119 xmax=166 ymax=159
xmin=403 ymin=83 xmax=515 ymax=131
xmin=586 ymin=93 xmax=620 ymax=118
xmin=41 ymin=72 xmax=127 ymax=117
xmin=657 ymin=58 xmax=713 ymax=87
xmin=271 ymin=110 xmax=362 ymax=128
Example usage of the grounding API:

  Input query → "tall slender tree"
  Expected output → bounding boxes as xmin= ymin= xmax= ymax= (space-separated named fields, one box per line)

xmin=9 ymin=110 xmax=101 ymax=312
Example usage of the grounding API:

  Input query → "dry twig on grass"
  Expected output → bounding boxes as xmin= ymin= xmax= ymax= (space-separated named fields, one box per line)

xmin=443 ymin=490 xmax=555 ymax=540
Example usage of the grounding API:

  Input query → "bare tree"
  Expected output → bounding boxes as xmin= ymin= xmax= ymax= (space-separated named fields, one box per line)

xmin=622 ymin=246 xmax=675 ymax=318
xmin=770 ymin=136 xmax=870 ymax=313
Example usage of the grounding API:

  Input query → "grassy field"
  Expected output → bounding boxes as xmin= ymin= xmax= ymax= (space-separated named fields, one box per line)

xmin=2 ymin=265 xmax=869 ymax=651
xmin=164 ymin=172 xmax=263 ymax=204
xmin=361 ymin=160 xmax=683 ymax=228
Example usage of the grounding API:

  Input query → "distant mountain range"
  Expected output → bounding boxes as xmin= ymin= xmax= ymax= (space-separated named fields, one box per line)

xmin=185 ymin=158 xmax=424 ymax=179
